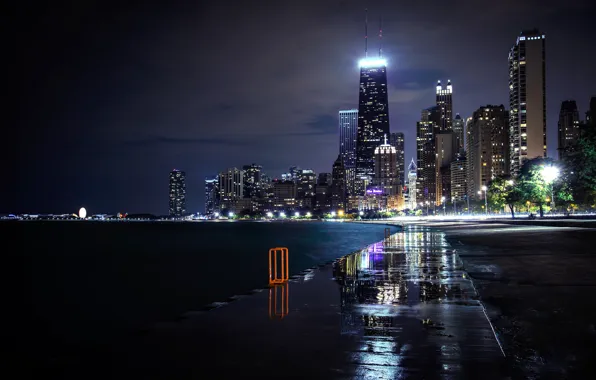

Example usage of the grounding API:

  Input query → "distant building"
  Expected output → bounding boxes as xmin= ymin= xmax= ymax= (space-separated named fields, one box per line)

xmin=204 ymin=176 xmax=219 ymax=215
xmin=273 ymin=180 xmax=297 ymax=210
xmin=390 ymin=132 xmax=405 ymax=186
xmin=436 ymin=80 xmax=454 ymax=132
xmin=467 ymin=105 xmax=509 ymax=198
xmin=219 ymin=168 xmax=243 ymax=212
xmin=373 ymin=135 xmax=399 ymax=196
xmin=331 ymin=155 xmax=346 ymax=209
xmin=356 ymin=57 xmax=390 ymax=195
xmin=450 ymin=155 xmax=467 ymax=204
xmin=296 ymin=169 xmax=316 ymax=200
xmin=453 ymin=113 xmax=465 ymax=153
xmin=169 ymin=169 xmax=186 ymax=217
xmin=407 ymin=158 xmax=417 ymax=210
xmin=557 ymin=100 xmax=580 ymax=159
xmin=509 ymin=29 xmax=547 ymax=176
xmin=242 ymin=163 xmax=262 ymax=198
xmin=416 ymin=106 xmax=441 ymax=204
xmin=435 ymin=133 xmax=456 ymax=203
xmin=587 ymin=97 xmax=596 ymax=127
xmin=339 ymin=109 xmax=358 ymax=195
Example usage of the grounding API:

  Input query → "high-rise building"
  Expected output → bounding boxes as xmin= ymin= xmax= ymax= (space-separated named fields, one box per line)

xmin=318 ymin=172 xmax=332 ymax=185
xmin=450 ymin=155 xmax=467 ymax=204
xmin=453 ymin=113 xmax=465 ymax=153
xmin=373 ymin=136 xmax=399 ymax=196
xmin=339 ymin=109 xmax=358 ymax=194
xmin=218 ymin=168 xmax=243 ymax=208
xmin=204 ymin=176 xmax=219 ymax=215
xmin=296 ymin=169 xmax=316 ymax=199
xmin=390 ymin=132 xmax=405 ymax=186
xmin=242 ymin=164 xmax=262 ymax=199
xmin=558 ymin=100 xmax=580 ymax=159
xmin=436 ymin=80 xmax=453 ymax=132
xmin=169 ymin=169 xmax=186 ymax=217
xmin=509 ymin=29 xmax=547 ymax=176
xmin=407 ymin=158 xmax=417 ymax=210
xmin=436 ymin=133 xmax=456 ymax=203
xmin=331 ymin=155 xmax=346 ymax=209
xmin=416 ymin=106 xmax=441 ymax=204
xmin=467 ymin=105 xmax=509 ymax=198
xmin=356 ymin=57 xmax=390 ymax=195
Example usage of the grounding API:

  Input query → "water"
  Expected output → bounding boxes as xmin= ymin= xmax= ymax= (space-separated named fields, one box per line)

xmin=7 ymin=220 xmax=396 ymax=369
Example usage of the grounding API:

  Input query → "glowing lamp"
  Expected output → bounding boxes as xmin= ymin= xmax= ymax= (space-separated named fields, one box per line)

xmin=78 ymin=207 xmax=87 ymax=219
xmin=541 ymin=165 xmax=559 ymax=183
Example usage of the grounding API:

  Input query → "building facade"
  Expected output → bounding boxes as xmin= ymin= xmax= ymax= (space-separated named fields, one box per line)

xmin=453 ymin=113 xmax=465 ymax=154
xmin=204 ymin=176 xmax=219 ymax=215
xmin=331 ymin=155 xmax=346 ymax=210
xmin=450 ymin=156 xmax=467 ymax=204
xmin=218 ymin=168 xmax=243 ymax=212
xmin=339 ymin=109 xmax=358 ymax=195
xmin=373 ymin=136 xmax=399 ymax=196
xmin=436 ymin=80 xmax=453 ymax=132
xmin=390 ymin=132 xmax=405 ymax=187
xmin=169 ymin=169 xmax=186 ymax=217
xmin=242 ymin=163 xmax=262 ymax=199
xmin=467 ymin=105 xmax=509 ymax=198
xmin=356 ymin=57 xmax=390 ymax=195
xmin=509 ymin=29 xmax=547 ymax=176
xmin=557 ymin=100 xmax=580 ymax=159
xmin=416 ymin=106 xmax=441 ymax=204
xmin=407 ymin=158 xmax=417 ymax=210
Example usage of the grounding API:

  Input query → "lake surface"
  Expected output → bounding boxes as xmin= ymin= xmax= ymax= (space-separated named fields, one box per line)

xmin=7 ymin=220 xmax=396 ymax=371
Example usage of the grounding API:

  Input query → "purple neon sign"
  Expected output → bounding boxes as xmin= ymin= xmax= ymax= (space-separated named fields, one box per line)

xmin=366 ymin=188 xmax=383 ymax=194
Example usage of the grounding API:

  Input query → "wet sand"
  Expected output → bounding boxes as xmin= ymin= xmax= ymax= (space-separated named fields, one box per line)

xmin=435 ymin=222 xmax=596 ymax=378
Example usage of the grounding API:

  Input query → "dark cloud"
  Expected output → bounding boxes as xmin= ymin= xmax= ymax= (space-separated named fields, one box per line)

xmin=8 ymin=0 xmax=596 ymax=214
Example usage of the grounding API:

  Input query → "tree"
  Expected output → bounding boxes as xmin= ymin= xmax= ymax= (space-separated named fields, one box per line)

xmin=562 ymin=125 xmax=596 ymax=206
xmin=517 ymin=158 xmax=558 ymax=217
xmin=487 ymin=176 xmax=522 ymax=218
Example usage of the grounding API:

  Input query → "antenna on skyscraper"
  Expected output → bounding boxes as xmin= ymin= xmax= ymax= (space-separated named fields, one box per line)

xmin=379 ymin=16 xmax=383 ymax=57
xmin=364 ymin=8 xmax=368 ymax=57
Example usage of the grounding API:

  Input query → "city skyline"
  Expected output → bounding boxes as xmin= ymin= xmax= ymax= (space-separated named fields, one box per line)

xmin=9 ymin=0 xmax=596 ymax=214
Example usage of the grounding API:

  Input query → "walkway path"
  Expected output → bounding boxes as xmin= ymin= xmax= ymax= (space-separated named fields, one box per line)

xmin=112 ymin=226 xmax=507 ymax=379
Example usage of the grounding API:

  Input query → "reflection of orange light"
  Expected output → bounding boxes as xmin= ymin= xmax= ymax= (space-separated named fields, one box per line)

xmin=269 ymin=283 xmax=289 ymax=319
xmin=269 ymin=247 xmax=289 ymax=285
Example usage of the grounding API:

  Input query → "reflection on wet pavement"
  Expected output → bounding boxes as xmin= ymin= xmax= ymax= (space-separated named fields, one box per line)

xmin=334 ymin=226 xmax=506 ymax=378
xmin=119 ymin=226 xmax=508 ymax=379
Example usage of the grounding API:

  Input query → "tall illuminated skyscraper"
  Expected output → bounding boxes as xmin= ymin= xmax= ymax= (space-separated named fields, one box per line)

xmin=339 ymin=109 xmax=358 ymax=195
xmin=509 ymin=29 xmax=546 ymax=176
xmin=557 ymin=100 xmax=580 ymax=159
xmin=204 ymin=176 xmax=219 ymax=215
xmin=436 ymin=80 xmax=453 ymax=132
xmin=169 ymin=169 xmax=186 ymax=217
xmin=355 ymin=14 xmax=390 ymax=194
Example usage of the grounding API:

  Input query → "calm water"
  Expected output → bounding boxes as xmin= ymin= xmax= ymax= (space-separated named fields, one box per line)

xmin=7 ymin=220 xmax=395 ymax=367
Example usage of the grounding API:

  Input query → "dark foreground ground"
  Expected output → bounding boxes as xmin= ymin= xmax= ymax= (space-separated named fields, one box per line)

xmin=434 ymin=222 xmax=596 ymax=379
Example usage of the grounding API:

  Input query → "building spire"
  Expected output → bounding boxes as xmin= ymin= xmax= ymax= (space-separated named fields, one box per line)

xmin=378 ymin=16 xmax=383 ymax=57
xmin=384 ymin=133 xmax=387 ymax=145
xmin=364 ymin=8 xmax=368 ymax=57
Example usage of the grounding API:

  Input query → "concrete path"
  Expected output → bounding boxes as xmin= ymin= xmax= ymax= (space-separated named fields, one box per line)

xmin=111 ymin=226 xmax=507 ymax=379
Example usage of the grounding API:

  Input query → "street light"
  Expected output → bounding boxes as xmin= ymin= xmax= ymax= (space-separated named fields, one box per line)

xmin=266 ymin=212 xmax=273 ymax=218
xmin=228 ymin=212 xmax=234 ymax=218
xmin=306 ymin=212 xmax=312 ymax=218
xmin=280 ymin=212 xmax=286 ymax=218
xmin=359 ymin=211 xmax=364 ymax=216
xmin=330 ymin=211 xmax=336 ymax=218
xmin=541 ymin=165 xmax=560 ymax=212
xmin=294 ymin=211 xmax=300 ymax=218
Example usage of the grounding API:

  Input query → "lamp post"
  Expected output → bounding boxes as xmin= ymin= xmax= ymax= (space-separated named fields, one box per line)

xmin=540 ymin=165 xmax=560 ymax=213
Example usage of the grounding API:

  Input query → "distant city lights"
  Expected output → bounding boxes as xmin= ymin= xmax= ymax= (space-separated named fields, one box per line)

xmin=78 ymin=207 xmax=87 ymax=219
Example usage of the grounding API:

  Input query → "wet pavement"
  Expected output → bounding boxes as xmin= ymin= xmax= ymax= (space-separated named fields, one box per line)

xmin=98 ymin=226 xmax=508 ymax=379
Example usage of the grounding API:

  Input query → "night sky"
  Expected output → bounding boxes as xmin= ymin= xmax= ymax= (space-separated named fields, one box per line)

xmin=9 ymin=0 xmax=596 ymax=214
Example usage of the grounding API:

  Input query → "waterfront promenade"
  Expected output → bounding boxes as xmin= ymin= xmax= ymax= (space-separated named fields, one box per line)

xmin=92 ymin=226 xmax=507 ymax=379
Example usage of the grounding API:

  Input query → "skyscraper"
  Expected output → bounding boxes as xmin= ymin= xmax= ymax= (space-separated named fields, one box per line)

xmin=296 ymin=169 xmax=316 ymax=199
xmin=331 ymin=155 xmax=346 ymax=209
xmin=169 ymin=169 xmax=186 ymax=217
xmin=453 ymin=113 xmax=465 ymax=153
xmin=242 ymin=163 xmax=262 ymax=198
xmin=390 ymin=132 xmax=405 ymax=186
xmin=436 ymin=80 xmax=453 ymax=132
xmin=204 ymin=176 xmax=219 ymax=215
xmin=509 ymin=29 xmax=547 ymax=176
xmin=356 ymin=57 xmax=390 ymax=194
xmin=373 ymin=136 xmax=399 ymax=196
xmin=450 ymin=154 xmax=467 ymax=205
xmin=407 ymin=158 xmax=417 ymax=210
xmin=467 ymin=105 xmax=509 ymax=198
xmin=416 ymin=106 xmax=441 ymax=203
xmin=339 ymin=109 xmax=358 ymax=194
xmin=557 ymin=100 xmax=580 ymax=159
xmin=218 ymin=168 xmax=243 ymax=208
xmin=587 ymin=97 xmax=596 ymax=127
